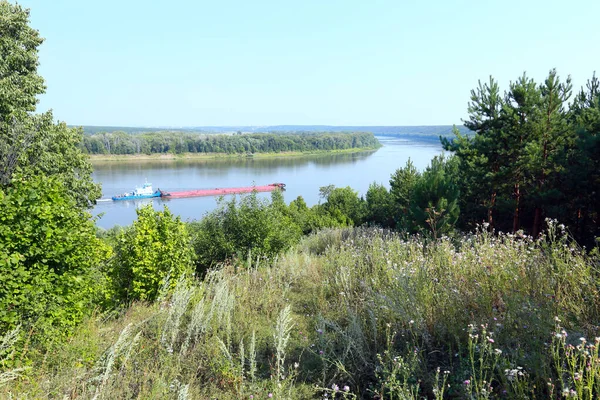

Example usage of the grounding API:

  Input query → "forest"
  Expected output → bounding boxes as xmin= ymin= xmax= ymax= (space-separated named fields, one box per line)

xmin=80 ymin=131 xmax=382 ymax=155
xmin=1 ymin=1 xmax=600 ymax=399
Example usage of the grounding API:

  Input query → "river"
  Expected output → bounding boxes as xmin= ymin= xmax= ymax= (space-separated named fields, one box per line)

xmin=91 ymin=136 xmax=444 ymax=229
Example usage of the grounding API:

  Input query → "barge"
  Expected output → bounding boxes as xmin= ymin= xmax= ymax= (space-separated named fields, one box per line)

xmin=112 ymin=182 xmax=285 ymax=201
xmin=163 ymin=183 xmax=286 ymax=199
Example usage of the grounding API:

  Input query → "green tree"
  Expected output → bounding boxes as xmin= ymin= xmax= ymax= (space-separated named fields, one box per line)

xmin=501 ymin=73 xmax=541 ymax=232
xmin=566 ymin=74 xmax=600 ymax=243
xmin=0 ymin=176 xmax=109 ymax=338
xmin=442 ymin=77 xmax=505 ymax=231
xmin=444 ymin=71 xmax=574 ymax=235
xmin=364 ymin=182 xmax=394 ymax=228
xmin=524 ymin=70 xmax=572 ymax=237
xmin=190 ymin=192 xmax=302 ymax=272
xmin=321 ymin=186 xmax=365 ymax=226
xmin=0 ymin=1 xmax=45 ymax=120
xmin=288 ymin=195 xmax=343 ymax=235
xmin=389 ymin=159 xmax=420 ymax=231
xmin=410 ymin=155 xmax=460 ymax=238
xmin=0 ymin=3 xmax=100 ymax=206
xmin=110 ymin=206 xmax=194 ymax=303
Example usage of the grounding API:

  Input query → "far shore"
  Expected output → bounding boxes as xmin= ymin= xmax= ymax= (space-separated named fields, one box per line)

xmin=88 ymin=147 xmax=380 ymax=163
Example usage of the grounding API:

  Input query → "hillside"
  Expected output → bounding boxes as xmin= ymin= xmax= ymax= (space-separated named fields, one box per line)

xmin=3 ymin=226 xmax=598 ymax=399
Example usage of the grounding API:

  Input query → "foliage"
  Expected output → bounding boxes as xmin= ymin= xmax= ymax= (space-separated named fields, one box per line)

xmin=0 ymin=1 xmax=100 ymax=206
xmin=81 ymin=131 xmax=382 ymax=155
xmin=0 ymin=176 xmax=109 ymax=339
xmin=364 ymin=182 xmax=394 ymax=228
xmin=287 ymin=195 xmax=344 ymax=235
xmin=17 ymin=112 xmax=100 ymax=206
xmin=0 ymin=1 xmax=45 ymax=120
xmin=409 ymin=155 xmax=460 ymax=238
xmin=1 ymin=113 xmax=102 ymax=206
xmin=320 ymin=185 xmax=365 ymax=226
xmin=444 ymin=70 xmax=599 ymax=244
xmin=109 ymin=205 xmax=194 ymax=303
xmin=3 ymin=226 xmax=599 ymax=398
xmin=189 ymin=192 xmax=302 ymax=272
xmin=389 ymin=159 xmax=420 ymax=231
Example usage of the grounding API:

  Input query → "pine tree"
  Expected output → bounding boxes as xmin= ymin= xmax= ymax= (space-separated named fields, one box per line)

xmin=526 ymin=70 xmax=572 ymax=237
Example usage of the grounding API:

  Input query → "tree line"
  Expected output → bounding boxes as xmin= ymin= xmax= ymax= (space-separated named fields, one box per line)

xmin=445 ymin=71 xmax=599 ymax=243
xmin=80 ymin=131 xmax=381 ymax=155
xmin=327 ymin=70 xmax=599 ymax=246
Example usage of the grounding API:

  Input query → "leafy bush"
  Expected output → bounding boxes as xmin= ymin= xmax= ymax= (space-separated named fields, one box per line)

xmin=190 ymin=192 xmax=303 ymax=272
xmin=108 ymin=205 xmax=194 ymax=303
xmin=365 ymin=182 xmax=394 ymax=228
xmin=410 ymin=155 xmax=460 ymax=238
xmin=287 ymin=196 xmax=344 ymax=235
xmin=0 ymin=176 xmax=109 ymax=339
xmin=320 ymin=185 xmax=365 ymax=226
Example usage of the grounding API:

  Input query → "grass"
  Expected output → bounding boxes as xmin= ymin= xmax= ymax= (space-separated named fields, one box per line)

xmin=1 ymin=222 xmax=599 ymax=398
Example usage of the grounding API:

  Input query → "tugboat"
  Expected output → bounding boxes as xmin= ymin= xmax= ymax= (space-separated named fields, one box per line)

xmin=112 ymin=181 xmax=162 ymax=201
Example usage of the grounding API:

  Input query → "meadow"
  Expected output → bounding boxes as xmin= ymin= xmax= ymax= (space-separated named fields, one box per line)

xmin=3 ymin=222 xmax=598 ymax=399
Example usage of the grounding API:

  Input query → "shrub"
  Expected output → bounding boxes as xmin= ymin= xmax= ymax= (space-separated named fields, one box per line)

xmin=109 ymin=205 xmax=194 ymax=303
xmin=190 ymin=192 xmax=302 ymax=272
xmin=0 ymin=176 xmax=109 ymax=339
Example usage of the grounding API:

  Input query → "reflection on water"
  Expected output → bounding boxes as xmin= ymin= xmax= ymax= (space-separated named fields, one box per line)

xmin=92 ymin=137 xmax=443 ymax=229
xmin=92 ymin=150 xmax=374 ymax=171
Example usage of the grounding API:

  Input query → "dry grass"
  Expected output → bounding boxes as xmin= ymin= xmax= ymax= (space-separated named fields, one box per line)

xmin=1 ymin=223 xmax=599 ymax=398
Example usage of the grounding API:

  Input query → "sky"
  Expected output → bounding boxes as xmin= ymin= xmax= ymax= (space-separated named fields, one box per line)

xmin=18 ymin=0 xmax=600 ymax=127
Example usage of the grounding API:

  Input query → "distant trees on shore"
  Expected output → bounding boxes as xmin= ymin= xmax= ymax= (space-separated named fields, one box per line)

xmin=80 ymin=131 xmax=381 ymax=155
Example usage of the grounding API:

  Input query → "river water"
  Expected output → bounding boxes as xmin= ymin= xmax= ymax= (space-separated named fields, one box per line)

xmin=91 ymin=136 xmax=443 ymax=229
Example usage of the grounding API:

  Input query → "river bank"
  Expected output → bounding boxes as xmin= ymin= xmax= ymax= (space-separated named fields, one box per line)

xmin=88 ymin=146 xmax=380 ymax=163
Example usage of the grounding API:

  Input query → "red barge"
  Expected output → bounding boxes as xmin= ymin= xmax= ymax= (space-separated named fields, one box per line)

xmin=158 ymin=183 xmax=286 ymax=199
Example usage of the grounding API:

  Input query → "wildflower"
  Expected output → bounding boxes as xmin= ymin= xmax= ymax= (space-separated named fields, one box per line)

xmin=494 ymin=348 xmax=502 ymax=355
xmin=317 ymin=329 xmax=323 ymax=334
xmin=268 ymin=394 xmax=273 ymax=398
xmin=294 ymin=362 xmax=299 ymax=369
xmin=464 ymin=380 xmax=471 ymax=385
xmin=554 ymin=316 xmax=561 ymax=322
xmin=332 ymin=384 xmax=339 ymax=392
xmin=343 ymin=385 xmax=350 ymax=392
xmin=319 ymin=350 xmax=324 ymax=355
xmin=487 ymin=337 xmax=495 ymax=343
xmin=409 ymin=320 xmax=414 ymax=325
xmin=250 ymin=396 xmax=254 ymax=399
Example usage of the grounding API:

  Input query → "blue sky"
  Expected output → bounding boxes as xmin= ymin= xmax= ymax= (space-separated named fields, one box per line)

xmin=19 ymin=0 xmax=600 ymax=127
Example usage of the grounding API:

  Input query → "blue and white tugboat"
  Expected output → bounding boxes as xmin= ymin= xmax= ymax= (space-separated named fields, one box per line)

xmin=112 ymin=181 xmax=162 ymax=201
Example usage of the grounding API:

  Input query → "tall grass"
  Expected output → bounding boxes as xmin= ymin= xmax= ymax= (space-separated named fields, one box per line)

xmin=1 ymin=223 xmax=599 ymax=398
